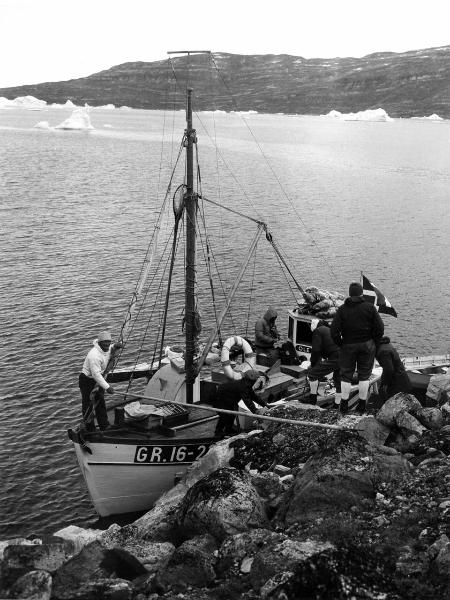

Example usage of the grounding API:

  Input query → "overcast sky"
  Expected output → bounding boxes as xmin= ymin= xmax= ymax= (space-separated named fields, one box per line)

xmin=1 ymin=0 xmax=449 ymax=88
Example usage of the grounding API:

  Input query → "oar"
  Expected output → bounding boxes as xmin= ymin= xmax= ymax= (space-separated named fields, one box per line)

xmin=124 ymin=391 xmax=352 ymax=431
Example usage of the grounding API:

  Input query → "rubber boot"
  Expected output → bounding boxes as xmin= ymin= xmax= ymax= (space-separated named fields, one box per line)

xmin=339 ymin=398 xmax=349 ymax=414
xmin=309 ymin=394 xmax=317 ymax=405
xmin=356 ymin=399 xmax=366 ymax=415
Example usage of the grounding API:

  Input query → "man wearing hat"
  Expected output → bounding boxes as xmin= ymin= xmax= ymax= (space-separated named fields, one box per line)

xmin=330 ymin=282 xmax=384 ymax=414
xmin=212 ymin=370 xmax=267 ymax=438
xmin=79 ymin=331 xmax=121 ymax=431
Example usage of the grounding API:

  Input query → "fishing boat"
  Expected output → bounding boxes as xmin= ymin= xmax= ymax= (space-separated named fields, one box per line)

xmin=403 ymin=353 xmax=450 ymax=403
xmin=68 ymin=52 xmax=382 ymax=517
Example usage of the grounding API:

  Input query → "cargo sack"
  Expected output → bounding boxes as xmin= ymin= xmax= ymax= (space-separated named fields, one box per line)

xmin=280 ymin=341 xmax=300 ymax=366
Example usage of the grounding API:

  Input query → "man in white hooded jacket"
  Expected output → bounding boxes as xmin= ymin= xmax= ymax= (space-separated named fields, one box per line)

xmin=79 ymin=331 xmax=120 ymax=431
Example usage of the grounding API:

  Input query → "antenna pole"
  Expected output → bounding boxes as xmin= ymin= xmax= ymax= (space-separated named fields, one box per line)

xmin=185 ymin=88 xmax=197 ymax=404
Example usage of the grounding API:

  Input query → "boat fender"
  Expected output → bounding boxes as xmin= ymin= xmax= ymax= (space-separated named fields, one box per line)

xmin=221 ymin=335 xmax=256 ymax=380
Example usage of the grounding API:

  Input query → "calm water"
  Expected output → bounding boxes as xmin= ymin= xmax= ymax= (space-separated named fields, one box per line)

xmin=1 ymin=107 xmax=449 ymax=538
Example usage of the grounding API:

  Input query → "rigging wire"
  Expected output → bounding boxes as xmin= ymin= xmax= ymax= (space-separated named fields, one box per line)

xmin=209 ymin=53 xmax=338 ymax=283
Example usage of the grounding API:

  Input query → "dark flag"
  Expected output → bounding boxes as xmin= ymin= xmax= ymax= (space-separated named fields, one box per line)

xmin=362 ymin=274 xmax=398 ymax=318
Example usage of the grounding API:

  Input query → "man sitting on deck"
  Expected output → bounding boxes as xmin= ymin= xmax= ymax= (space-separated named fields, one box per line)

xmin=255 ymin=307 xmax=281 ymax=366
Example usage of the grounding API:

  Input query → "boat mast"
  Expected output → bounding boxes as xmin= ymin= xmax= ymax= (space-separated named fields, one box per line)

xmin=185 ymin=88 xmax=197 ymax=404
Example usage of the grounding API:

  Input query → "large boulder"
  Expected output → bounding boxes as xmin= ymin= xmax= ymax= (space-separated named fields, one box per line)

xmin=395 ymin=411 xmax=427 ymax=438
xmin=53 ymin=525 xmax=103 ymax=555
xmin=6 ymin=570 xmax=52 ymax=600
xmin=216 ymin=529 xmax=286 ymax=577
xmin=2 ymin=537 xmax=75 ymax=588
xmin=376 ymin=392 xmax=422 ymax=427
xmin=415 ymin=407 xmax=444 ymax=430
xmin=249 ymin=538 xmax=334 ymax=591
xmin=279 ymin=433 xmax=375 ymax=527
xmin=51 ymin=540 xmax=147 ymax=600
xmin=155 ymin=534 xmax=218 ymax=592
xmin=177 ymin=467 xmax=270 ymax=542
xmin=100 ymin=524 xmax=174 ymax=574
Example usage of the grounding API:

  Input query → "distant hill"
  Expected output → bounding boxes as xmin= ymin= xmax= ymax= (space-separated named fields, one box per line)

xmin=1 ymin=47 xmax=450 ymax=117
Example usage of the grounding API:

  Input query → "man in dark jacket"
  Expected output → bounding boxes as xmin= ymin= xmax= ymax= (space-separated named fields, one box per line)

xmin=308 ymin=318 xmax=341 ymax=407
xmin=254 ymin=307 xmax=280 ymax=365
xmin=376 ymin=336 xmax=412 ymax=401
xmin=331 ymin=281 xmax=384 ymax=414
xmin=213 ymin=370 xmax=267 ymax=437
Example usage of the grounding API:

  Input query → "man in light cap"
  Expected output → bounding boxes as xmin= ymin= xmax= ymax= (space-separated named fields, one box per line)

xmin=79 ymin=331 xmax=122 ymax=431
xmin=212 ymin=369 xmax=267 ymax=438
xmin=330 ymin=281 xmax=384 ymax=414
xmin=307 ymin=318 xmax=341 ymax=407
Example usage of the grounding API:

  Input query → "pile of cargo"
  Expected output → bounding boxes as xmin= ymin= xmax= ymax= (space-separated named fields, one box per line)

xmin=298 ymin=286 xmax=345 ymax=319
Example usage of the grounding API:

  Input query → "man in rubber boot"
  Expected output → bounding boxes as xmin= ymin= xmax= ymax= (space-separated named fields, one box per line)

xmin=213 ymin=370 xmax=267 ymax=438
xmin=376 ymin=336 xmax=412 ymax=402
xmin=331 ymin=282 xmax=384 ymax=414
xmin=308 ymin=318 xmax=341 ymax=408
xmin=79 ymin=331 xmax=121 ymax=431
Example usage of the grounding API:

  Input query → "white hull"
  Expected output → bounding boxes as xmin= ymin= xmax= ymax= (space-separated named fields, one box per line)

xmin=72 ymin=435 xmax=213 ymax=516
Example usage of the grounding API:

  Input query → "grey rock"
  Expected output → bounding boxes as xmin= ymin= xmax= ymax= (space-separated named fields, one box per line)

xmin=376 ymin=393 xmax=422 ymax=427
xmin=7 ymin=569 xmax=52 ymax=600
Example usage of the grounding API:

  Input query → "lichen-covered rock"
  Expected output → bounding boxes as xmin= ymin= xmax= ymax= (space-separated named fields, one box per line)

xmin=155 ymin=534 xmax=218 ymax=592
xmin=415 ymin=407 xmax=444 ymax=430
xmin=249 ymin=538 xmax=334 ymax=590
xmin=395 ymin=410 xmax=428 ymax=437
xmin=250 ymin=471 xmax=283 ymax=499
xmin=376 ymin=392 xmax=422 ymax=427
xmin=395 ymin=544 xmax=430 ymax=576
xmin=216 ymin=529 xmax=286 ymax=577
xmin=2 ymin=537 xmax=75 ymax=587
xmin=51 ymin=540 xmax=146 ymax=600
xmin=6 ymin=569 xmax=52 ymax=600
xmin=53 ymin=525 xmax=103 ymax=555
xmin=100 ymin=524 xmax=174 ymax=573
xmin=279 ymin=433 xmax=376 ymax=526
xmin=177 ymin=467 xmax=270 ymax=541
xmin=354 ymin=415 xmax=390 ymax=445
xmin=0 ymin=538 xmax=42 ymax=561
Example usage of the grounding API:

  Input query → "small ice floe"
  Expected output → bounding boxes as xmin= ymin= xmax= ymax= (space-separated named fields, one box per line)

xmin=425 ymin=113 xmax=443 ymax=121
xmin=93 ymin=103 xmax=115 ymax=110
xmin=322 ymin=108 xmax=393 ymax=122
xmin=55 ymin=107 xmax=94 ymax=130
xmin=119 ymin=105 xmax=132 ymax=111
xmin=34 ymin=121 xmax=51 ymax=129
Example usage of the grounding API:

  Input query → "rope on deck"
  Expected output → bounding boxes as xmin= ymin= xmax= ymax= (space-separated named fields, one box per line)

xmin=124 ymin=391 xmax=352 ymax=432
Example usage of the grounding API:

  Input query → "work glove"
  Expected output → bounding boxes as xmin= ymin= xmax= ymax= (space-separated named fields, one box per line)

xmin=106 ymin=386 xmax=115 ymax=395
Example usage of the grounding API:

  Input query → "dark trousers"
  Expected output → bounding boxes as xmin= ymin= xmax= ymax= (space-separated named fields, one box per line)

xmin=308 ymin=355 xmax=341 ymax=393
xmin=339 ymin=340 xmax=376 ymax=383
xmin=213 ymin=399 xmax=239 ymax=434
xmin=79 ymin=373 xmax=109 ymax=431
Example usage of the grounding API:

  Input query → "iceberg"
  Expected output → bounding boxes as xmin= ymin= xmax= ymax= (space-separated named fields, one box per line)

xmin=34 ymin=121 xmax=51 ymax=129
xmin=55 ymin=107 xmax=94 ymax=130
xmin=425 ymin=113 xmax=443 ymax=120
xmin=0 ymin=95 xmax=46 ymax=109
xmin=13 ymin=95 xmax=47 ymax=110
xmin=322 ymin=108 xmax=393 ymax=122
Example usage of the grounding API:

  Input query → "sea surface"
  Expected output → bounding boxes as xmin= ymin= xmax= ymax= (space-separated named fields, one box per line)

xmin=1 ymin=106 xmax=449 ymax=538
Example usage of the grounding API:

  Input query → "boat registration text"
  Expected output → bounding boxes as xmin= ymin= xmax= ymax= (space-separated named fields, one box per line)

xmin=134 ymin=443 xmax=210 ymax=464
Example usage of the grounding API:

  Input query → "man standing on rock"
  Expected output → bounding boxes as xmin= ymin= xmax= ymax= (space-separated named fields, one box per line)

xmin=330 ymin=282 xmax=384 ymax=414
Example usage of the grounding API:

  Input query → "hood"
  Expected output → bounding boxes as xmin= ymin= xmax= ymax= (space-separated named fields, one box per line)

xmin=264 ymin=307 xmax=278 ymax=322
xmin=93 ymin=339 xmax=110 ymax=354
xmin=378 ymin=336 xmax=391 ymax=345
xmin=344 ymin=296 xmax=365 ymax=307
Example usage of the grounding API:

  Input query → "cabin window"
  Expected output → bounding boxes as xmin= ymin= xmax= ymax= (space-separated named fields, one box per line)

xmin=296 ymin=321 xmax=313 ymax=345
xmin=288 ymin=317 xmax=294 ymax=341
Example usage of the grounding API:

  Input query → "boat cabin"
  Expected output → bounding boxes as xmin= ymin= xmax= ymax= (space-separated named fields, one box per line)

xmin=287 ymin=308 xmax=332 ymax=362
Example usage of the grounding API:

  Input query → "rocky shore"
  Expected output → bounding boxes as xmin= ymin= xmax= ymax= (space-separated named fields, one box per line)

xmin=1 ymin=393 xmax=450 ymax=600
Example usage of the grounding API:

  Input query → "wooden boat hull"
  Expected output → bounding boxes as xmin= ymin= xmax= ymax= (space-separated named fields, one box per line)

xmin=69 ymin=430 xmax=215 ymax=516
